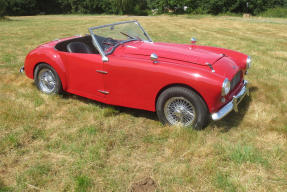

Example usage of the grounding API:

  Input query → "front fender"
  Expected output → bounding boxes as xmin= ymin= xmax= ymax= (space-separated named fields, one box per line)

xmin=196 ymin=45 xmax=248 ymax=69
xmin=153 ymin=64 xmax=224 ymax=113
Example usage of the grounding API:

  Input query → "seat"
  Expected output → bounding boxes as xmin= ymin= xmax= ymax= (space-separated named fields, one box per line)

xmin=67 ymin=42 xmax=93 ymax=54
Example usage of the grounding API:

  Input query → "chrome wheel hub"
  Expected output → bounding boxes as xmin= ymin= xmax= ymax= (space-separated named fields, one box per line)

xmin=164 ymin=97 xmax=196 ymax=126
xmin=38 ymin=68 xmax=56 ymax=94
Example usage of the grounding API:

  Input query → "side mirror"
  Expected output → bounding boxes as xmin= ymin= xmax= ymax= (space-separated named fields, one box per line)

xmin=150 ymin=53 xmax=158 ymax=63
xmin=191 ymin=37 xmax=197 ymax=45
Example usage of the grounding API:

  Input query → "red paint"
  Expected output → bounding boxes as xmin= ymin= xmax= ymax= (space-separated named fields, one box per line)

xmin=24 ymin=37 xmax=248 ymax=114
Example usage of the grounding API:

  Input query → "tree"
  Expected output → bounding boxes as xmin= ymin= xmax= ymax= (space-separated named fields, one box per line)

xmin=0 ymin=0 xmax=7 ymax=18
xmin=6 ymin=0 xmax=39 ymax=16
xmin=2 ymin=0 xmax=286 ymax=16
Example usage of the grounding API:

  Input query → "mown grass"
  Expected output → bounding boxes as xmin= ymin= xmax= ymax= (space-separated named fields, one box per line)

xmin=0 ymin=15 xmax=287 ymax=191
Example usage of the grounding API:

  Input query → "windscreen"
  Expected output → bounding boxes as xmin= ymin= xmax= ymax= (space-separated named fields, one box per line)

xmin=94 ymin=22 xmax=149 ymax=42
xmin=89 ymin=21 xmax=151 ymax=55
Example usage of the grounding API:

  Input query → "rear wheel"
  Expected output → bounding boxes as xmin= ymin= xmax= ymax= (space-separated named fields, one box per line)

xmin=34 ymin=63 xmax=62 ymax=94
xmin=156 ymin=86 xmax=209 ymax=129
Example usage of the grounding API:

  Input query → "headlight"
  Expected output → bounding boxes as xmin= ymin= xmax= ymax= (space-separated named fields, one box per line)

xmin=221 ymin=78 xmax=231 ymax=96
xmin=246 ymin=56 xmax=251 ymax=69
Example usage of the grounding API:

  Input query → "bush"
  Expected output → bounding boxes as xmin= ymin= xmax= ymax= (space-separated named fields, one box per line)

xmin=0 ymin=0 xmax=7 ymax=18
xmin=6 ymin=0 xmax=39 ymax=16
xmin=260 ymin=7 xmax=287 ymax=17
xmin=2 ymin=0 xmax=287 ymax=16
xmin=133 ymin=4 xmax=148 ymax=16
xmin=147 ymin=0 xmax=287 ymax=15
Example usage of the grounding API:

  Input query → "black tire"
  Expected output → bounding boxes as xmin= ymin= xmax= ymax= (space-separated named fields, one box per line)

xmin=156 ymin=86 xmax=209 ymax=129
xmin=34 ymin=63 xmax=62 ymax=94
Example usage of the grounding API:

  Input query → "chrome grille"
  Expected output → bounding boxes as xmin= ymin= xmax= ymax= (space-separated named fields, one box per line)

xmin=230 ymin=71 xmax=241 ymax=91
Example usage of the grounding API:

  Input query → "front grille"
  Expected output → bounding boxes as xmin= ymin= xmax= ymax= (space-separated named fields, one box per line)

xmin=230 ymin=71 xmax=241 ymax=91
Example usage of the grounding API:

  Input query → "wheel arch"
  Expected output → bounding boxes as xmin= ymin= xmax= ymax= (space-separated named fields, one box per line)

xmin=24 ymin=46 xmax=68 ymax=90
xmin=155 ymin=83 xmax=210 ymax=113
xmin=33 ymin=61 xmax=68 ymax=90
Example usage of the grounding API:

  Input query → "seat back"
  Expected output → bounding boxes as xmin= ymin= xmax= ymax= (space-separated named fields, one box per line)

xmin=67 ymin=42 xmax=93 ymax=54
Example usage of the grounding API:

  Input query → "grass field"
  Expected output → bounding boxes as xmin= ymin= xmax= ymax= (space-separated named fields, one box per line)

xmin=0 ymin=15 xmax=287 ymax=192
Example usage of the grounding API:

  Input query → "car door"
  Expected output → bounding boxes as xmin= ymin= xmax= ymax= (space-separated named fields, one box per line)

xmin=66 ymin=53 xmax=105 ymax=99
xmin=103 ymin=54 xmax=158 ymax=111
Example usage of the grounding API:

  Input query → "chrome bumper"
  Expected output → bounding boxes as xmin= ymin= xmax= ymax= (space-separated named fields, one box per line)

xmin=20 ymin=66 xmax=24 ymax=73
xmin=211 ymin=80 xmax=249 ymax=121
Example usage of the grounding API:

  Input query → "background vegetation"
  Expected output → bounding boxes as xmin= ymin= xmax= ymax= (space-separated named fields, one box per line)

xmin=0 ymin=14 xmax=287 ymax=191
xmin=0 ymin=0 xmax=287 ymax=17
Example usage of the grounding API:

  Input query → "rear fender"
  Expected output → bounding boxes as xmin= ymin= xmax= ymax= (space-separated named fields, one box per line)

xmin=24 ymin=48 xmax=68 ymax=90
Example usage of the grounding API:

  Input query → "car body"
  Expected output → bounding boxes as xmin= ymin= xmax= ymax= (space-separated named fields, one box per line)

xmin=22 ymin=20 xmax=251 ymax=129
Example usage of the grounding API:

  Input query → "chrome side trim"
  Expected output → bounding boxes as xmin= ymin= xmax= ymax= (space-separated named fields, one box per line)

xmin=211 ymin=80 xmax=249 ymax=121
xmin=98 ymin=90 xmax=109 ymax=95
xmin=96 ymin=70 xmax=108 ymax=74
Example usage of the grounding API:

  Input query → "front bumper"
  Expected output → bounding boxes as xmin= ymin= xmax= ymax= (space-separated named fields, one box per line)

xmin=211 ymin=80 xmax=249 ymax=121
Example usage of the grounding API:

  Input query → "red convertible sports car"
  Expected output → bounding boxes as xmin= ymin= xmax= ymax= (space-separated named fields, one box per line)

xmin=21 ymin=20 xmax=251 ymax=129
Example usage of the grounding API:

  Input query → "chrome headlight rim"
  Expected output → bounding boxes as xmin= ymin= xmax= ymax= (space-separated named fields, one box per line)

xmin=246 ymin=56 xmax=251 ymax=69
xmin=221 ymin=78 xmax=231 ymax=96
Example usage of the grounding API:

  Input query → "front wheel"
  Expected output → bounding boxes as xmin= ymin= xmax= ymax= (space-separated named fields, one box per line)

xmin=34 ymin=63 xmax=62 ymax=94
xmin=156 ymin=87 xmax=209 ymax=129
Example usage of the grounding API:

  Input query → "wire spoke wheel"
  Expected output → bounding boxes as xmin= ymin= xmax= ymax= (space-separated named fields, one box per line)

xmin=163 ymin=97 xmax=196 ymax=126
xmin=38 ymin=68 xmax=56 ymax=94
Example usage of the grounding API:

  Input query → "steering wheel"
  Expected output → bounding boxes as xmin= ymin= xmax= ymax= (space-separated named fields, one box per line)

xmin=102 ymin=38 xmax=114 ymax=45
xmin=102 ymin=38 xmax=117 ymax=51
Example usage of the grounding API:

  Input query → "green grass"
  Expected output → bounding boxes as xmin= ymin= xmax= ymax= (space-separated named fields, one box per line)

xmin=0 ymin=15 xmax=287 ymax=191
xmin=214 ymin=172 xmax=238 ymax=192
xmin=228 ymin=144 xmax=269 ymax=167
xmin=75 ymin=175 xmax=93 ymax=192
xmin=260 ymin=7 xmax=287 ymax=18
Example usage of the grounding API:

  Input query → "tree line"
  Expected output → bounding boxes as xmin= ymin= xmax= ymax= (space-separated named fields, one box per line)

xmin=1 ymin=0 xmax=287 ymax=17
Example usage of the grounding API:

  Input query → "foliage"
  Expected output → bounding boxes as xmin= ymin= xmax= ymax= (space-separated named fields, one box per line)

xmin=0 ymin=0 xmax=7 ymax=18
xmin=146 ymin=0 xmax=286 ymax=15
xmin=2 ymin=0 xmax=287 ymax=16
xmin=6 ymin=0 xmax=39 ymax=16
xmin=260 ymin=7 xmax=287 ymax=17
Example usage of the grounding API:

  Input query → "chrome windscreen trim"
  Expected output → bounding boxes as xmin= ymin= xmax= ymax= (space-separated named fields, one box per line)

xmin=211 ymin=80 xmax=249 ymax=121
xmin=89 ymin=20 xmax=153 ymax=62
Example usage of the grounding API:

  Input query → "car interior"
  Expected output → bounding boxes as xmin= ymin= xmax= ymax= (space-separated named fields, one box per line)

xmin=55 ymin=34 xmax=126 ymax=55
xmin=55 ymin=35 xmax=104 ymax=54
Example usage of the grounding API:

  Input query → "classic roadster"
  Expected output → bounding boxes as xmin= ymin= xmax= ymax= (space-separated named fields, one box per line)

xmin=21 ymin=20 xmax=251 ymax=129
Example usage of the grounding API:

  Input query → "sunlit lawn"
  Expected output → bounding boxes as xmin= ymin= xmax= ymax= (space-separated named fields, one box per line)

xmin=0 ymin=15 xmax=287 ymax=191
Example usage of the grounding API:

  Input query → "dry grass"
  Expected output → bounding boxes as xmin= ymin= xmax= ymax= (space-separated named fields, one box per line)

xmin=0 ymin=15 xmax=287 ymax=191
